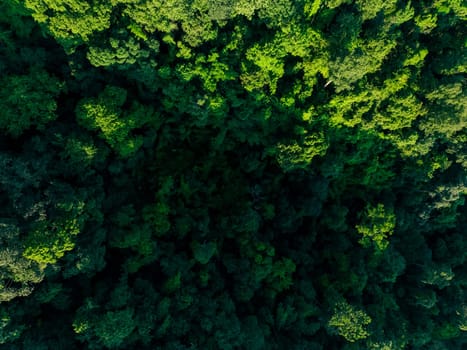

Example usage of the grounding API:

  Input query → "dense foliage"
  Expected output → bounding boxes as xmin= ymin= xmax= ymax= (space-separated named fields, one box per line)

xmin=0 ymin=0 xmax=466 ymax=349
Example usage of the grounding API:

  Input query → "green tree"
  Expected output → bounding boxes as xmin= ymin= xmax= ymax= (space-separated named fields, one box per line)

xmin=0 ymin=221 xmax=44 ymax=302
xmin=275 ymin=133 xmax=328 ymax=172
xmin=76 ymin=86 xmax=154 ymax=157
xmin=23 ymin=208 xmax=84 ymax=267
xmin=23 ymin=0 xmax=113 ymax=51
xmin=356 ymin=204 xmax=396 ymax=251
xmin=328 ymin=301 xmax=372 ymax=342
xmin=0 ymin=69 xmax=63 ymax=136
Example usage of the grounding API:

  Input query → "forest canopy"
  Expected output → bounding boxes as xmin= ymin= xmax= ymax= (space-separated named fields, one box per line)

xmin=0 ymin=0 xmax=466 ymax=349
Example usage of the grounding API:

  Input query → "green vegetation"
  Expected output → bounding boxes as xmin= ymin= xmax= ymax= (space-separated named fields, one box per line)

xmin=0 ymin=0 xmax=465 ymax=348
